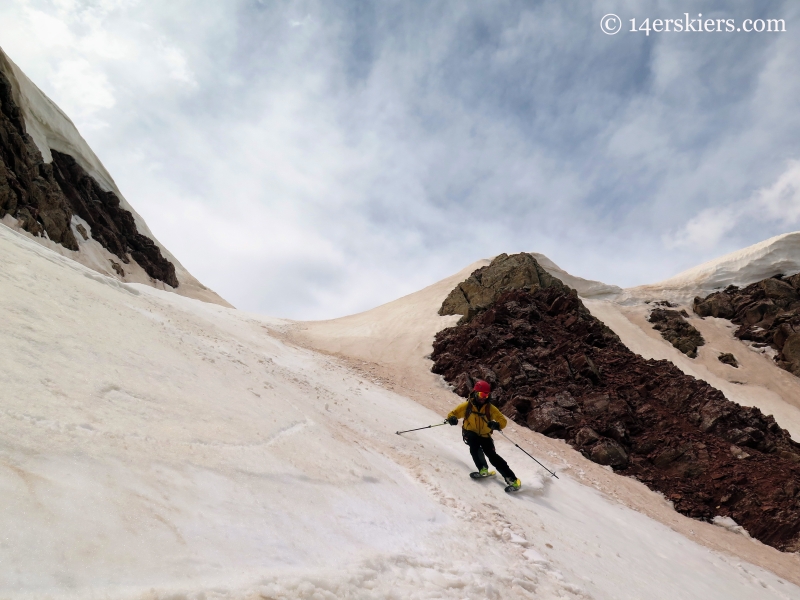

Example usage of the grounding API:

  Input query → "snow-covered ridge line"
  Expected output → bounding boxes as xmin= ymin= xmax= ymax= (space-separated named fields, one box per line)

xmin=526 ymin=233 xmax=800 ymax=306
xmin=622 ymin=232 xmax=800 ymax=305
xmin=0 ymin=46 xmax=230 ymax=307
xmin=531 ymin=252 xmax=624 ymax=299
xmin=0 ymin=48 xmax=150 ymax=240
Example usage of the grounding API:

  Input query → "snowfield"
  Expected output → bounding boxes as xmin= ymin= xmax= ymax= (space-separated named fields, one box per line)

xmin=3 ymin=224 xmax=800 ymax=600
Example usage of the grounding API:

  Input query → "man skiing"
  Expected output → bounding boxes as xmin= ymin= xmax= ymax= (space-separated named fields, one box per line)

xmin=446 ymin=380 xmax=521 ymax=492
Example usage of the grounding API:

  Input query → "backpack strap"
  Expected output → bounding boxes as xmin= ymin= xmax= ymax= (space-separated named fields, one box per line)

xmin=463 ymin=395 xmax=492 ymax=425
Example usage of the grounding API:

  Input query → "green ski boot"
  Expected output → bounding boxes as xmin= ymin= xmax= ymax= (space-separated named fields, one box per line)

xmin=470 ymin=468 xmax=496 ymax=479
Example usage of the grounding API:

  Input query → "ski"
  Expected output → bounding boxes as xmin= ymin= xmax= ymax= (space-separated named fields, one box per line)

xmin=470 ymin=470 xmax=496 ymax=479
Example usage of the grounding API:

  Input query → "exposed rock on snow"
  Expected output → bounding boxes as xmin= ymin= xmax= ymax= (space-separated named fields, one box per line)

xmin=647 ymin=307 xmax=705 ymax=358
xmin=0 ymin=47 xmax=228 ymax=305
xmin=52 ymin=151 xmax=178 ymax=287
xmin=0 ymin=67 xmax=78 ymax=250
xmin=694 ymin=274 xmax=800 ymax=377
xmin=718 ymin=353 xmax=739 ymax=368
xmin=432 ymin=281 xmax=800 ymax=551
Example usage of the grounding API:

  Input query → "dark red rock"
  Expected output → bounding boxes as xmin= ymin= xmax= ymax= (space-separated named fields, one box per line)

xmin=590 ymin=439 xmax=629 ymax=468
xmin=433 ymin=283 xmax=800 ymax=552
xmin=694 ymin=276 xmax=800 ymax=377
xmin=648 ymin=308 xmax=705 ymax=358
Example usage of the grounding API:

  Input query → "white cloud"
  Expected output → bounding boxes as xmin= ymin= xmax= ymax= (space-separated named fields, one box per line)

xmin=663 ymin=207 xmax=741 ymax=251
xmin=158 ymin=43 xmax=196 ymax=87
xmin=756 ymin=160 xmax=800 ymax=223
xmin=50 ymin=58 xmax=116 ymax=124
xmin=2 ymin=0 xmax=800 ymax=317
xmin=666 ymin=159 xmax=800 ymax=251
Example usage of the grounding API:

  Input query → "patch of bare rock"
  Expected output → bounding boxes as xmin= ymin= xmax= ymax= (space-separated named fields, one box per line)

xmin=432 ymin=253 xmax=800 ymax=551
xmin=718 ymin=353 xmax=739 ymax=368
xmin=647 ymin=304 xmax=705 ymax=358
xmin=694 ymin=274 xmax=800 ymax=377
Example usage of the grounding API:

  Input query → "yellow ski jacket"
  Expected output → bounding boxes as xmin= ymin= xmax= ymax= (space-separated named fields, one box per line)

xmin=448 ymin=400 xmax=507 ymax=437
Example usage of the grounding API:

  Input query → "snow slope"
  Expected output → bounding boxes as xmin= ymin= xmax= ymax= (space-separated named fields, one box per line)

xmin=531 ymin=253 xmax=623 ymax=299
xmin=622 ymin=231 xmax=800 ymax=305
xmin=0 ymin=47 xmax=229 ymax=307
xmin=3 ymin=216 xmax=799 ymax=598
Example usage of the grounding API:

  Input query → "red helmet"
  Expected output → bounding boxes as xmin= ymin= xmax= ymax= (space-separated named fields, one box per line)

xmin=473 ymin=380 xmax=491 ymax=395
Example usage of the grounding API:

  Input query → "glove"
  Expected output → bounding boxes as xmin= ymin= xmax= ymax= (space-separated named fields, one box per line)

xmin=488 ymin=420 xmax=500 ymax=431
xmin=447 ymin=416 xmax=459 ymax=426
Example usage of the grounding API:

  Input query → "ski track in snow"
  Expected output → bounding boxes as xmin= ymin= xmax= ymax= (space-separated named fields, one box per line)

xmin=1 ymin=224 xmax=799 ymax=600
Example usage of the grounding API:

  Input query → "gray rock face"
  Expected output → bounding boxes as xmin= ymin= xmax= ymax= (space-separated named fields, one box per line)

xmin=575 ymin=427 xmax=600 ymax=447
xmin=439 ymin=253 xmax=564 ymax=323
xmin=527 ymin=402 xmax=576 ymax=434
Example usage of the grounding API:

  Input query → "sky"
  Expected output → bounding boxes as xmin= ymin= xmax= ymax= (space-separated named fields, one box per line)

xmin=1 ymin=0 xmax=799 ymax=319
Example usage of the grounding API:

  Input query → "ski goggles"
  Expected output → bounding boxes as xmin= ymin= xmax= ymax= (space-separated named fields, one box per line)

xmin=475 ymin=391 xmax=489 ymax=399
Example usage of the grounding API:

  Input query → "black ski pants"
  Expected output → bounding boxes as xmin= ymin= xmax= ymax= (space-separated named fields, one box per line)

xmin=463 ymin=430 xmax=516 ymax=480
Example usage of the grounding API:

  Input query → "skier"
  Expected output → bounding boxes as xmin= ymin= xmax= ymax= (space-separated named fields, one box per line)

xmin=446 ymin=380 xmax=522 ymax=492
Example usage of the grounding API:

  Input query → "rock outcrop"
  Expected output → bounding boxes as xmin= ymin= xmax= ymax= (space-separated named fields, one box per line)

xmin=0 ymin=66 xmax=178 ymax=288
xmin=647 ymin=306 xmax=705 ymax=358
xmin=433 ymin=259 xmax=800 ymax=551
xmin=694 ymin=274 xmax=800 ymax=377
xmin=439 ymin=253 xmax=564 ymax=323
xmin=0 ymin=69 xmax=78 ymax=250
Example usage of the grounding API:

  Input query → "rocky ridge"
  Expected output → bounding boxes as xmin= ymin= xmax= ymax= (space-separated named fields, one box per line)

xmin=432 ymin=254 xmax=800 ymax=551
xmin=694 ymin=274 xmax=800 ymax=377
xmin=0 ymin=66 xmax=177 ymax=288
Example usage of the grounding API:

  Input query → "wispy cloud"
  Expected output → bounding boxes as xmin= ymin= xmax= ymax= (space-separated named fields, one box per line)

xmin=1 ymin=0 xmax=799 ymax=318
xmin=666 ymin=160 xmax=800 ymax=251
xmin=758 ymin=160 xmax=800 ymax=222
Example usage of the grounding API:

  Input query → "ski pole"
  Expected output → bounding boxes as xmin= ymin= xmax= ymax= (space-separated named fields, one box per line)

xmin=396 ymin=422 xmax=448 ymax=435
xmin=499 ymin=430 xmax=559 ymax=479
